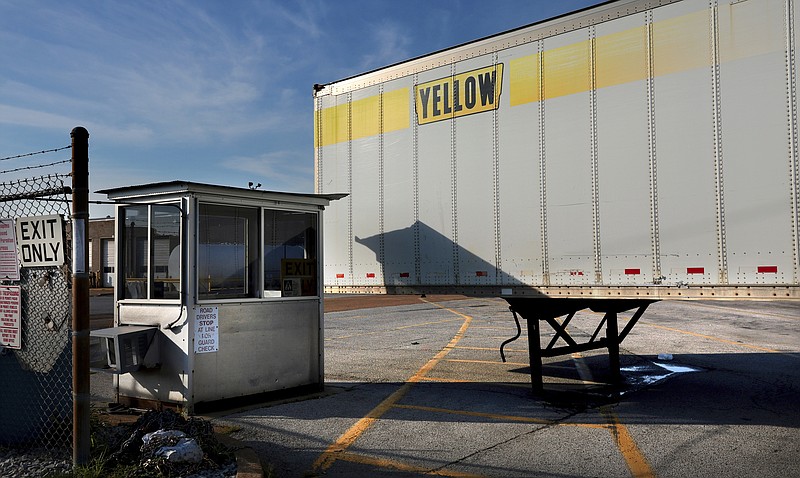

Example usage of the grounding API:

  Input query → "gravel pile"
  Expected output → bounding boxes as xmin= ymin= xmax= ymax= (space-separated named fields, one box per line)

xmin=1 ymin=409 xmax=238 ymax=478
xmin=0 ymin=448 xmax=71 ymax=478
xmin=0 ymin=447 xmax=237 ymax=477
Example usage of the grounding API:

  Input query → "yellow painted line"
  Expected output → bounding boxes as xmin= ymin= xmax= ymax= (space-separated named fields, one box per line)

xmin=455 ymin=345 xmax=526 ymax=352
xmin=571 ymin=353 xmax=655 ymax=477
xmin=463 ymin=325 xmax=524 ymax=330
xmin=417 ymin=377 xmax=536 ymax=390
xmin=642 ymin=322 xmax=780 ymax=353
xmin=326 ymin=317 xmax=463 ymax=340
xmin=444 ymin=358 xmax=529 ymax=367
xmin=418 ymin=376 xmax=473 ymax=383
xmin=336 ymin=451 xmax=484 ymax=477
xmin=443 ymin=358 xmax=583 ymax=373
xmin=394 ymin=403 xmax=608 ymax=430
xmin=394 ymin=403 xmax=552 ymax=425
xmin=325 ymin=314 xmax=369 ymax=320
xmin=395 ymin=318 xmax=465 ymax=330
xmin=684 ymin=302 xmax=800 ymax=321
xmin=601 ymin=407 xmax=655 ymax=478
xmin=311 ymin=299 xmax=473 ymax=473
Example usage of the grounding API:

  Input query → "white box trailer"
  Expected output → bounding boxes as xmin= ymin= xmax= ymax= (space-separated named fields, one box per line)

xmin=313 ymin=0 xmax=800 ymax=389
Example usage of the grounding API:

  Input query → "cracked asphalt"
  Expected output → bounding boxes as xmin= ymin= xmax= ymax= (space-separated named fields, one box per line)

xmin=208 ymin=296 xmax=798 ymax=477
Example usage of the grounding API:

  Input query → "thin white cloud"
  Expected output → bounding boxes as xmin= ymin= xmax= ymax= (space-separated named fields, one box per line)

xmin=1 ymin=0 xmax=605 ymax=215
xmin=263 ymin=0 xmax=326 ymax=39
xmin=359 ymin=21 xmax=413 ymax=71
xmin=0 ymin=2 xmax=301 ymax=145
xmin=0 ymin=104 xmax=154 ymax=143
xmin=221 ymin=151 xmax=313 ymax=192
xmin=0 ymin=105 xmax=79 ymax=132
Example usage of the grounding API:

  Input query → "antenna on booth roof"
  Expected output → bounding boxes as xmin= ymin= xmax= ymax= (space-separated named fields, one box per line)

xmin=248 ymin=182 xmax=261 ymax=190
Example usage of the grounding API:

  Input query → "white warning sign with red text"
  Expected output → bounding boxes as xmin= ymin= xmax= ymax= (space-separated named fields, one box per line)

xmin=0 ymin=286 xmax=22 ymax=350
xmin=0 ymin=219 xmax=20 ymax=281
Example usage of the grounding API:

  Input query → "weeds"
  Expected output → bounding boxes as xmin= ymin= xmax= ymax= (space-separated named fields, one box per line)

xmin=60 ymin=408 xmax=236 ymax=478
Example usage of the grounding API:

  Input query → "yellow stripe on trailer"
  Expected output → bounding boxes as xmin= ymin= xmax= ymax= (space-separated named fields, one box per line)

xmin=317 ymin=3 xmax=787 ymax=147
xmin=314 ymin=88 xmax=409 ymax=148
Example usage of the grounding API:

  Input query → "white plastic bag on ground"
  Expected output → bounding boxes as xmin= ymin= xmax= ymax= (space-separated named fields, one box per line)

xmin=156 ymin=437 xmax=203 ymax=463
xmin=141 ymin=429 xmax=204 ymax=464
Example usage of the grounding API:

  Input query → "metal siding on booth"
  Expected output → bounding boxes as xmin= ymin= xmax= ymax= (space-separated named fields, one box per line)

xmin=192 ymin=300 xmax=320 ymax=403
xmin=350 ymin=85 xmax=384 ymax=286
xmin=117 ymin=304 xmax=190 ymax=405
xmin=453 ymin=56 xmax=501 ymax=286
xmin=542 ymin=29 xmax=595 ymax=285
xmin=417 ymin=66 xmax=456 ymax=285
xmin=718 ymin=0 xmax=794 ymax=285
xmin=499 ymin=42 xmax=544 ymax=286
xmin=594 ymin=13 xmax=653 ymax=285
xmin=652 ymin=0 xmax=720 ymax=285
xmin=381 ymin=79 xmax=416 ymax=286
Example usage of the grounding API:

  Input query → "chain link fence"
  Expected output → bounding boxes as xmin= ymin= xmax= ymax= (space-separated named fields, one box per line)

xmin=0 ymin=148 xmax=75 ymax=451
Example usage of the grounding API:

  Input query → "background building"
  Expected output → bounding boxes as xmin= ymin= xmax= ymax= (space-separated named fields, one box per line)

xmin=88 ymin=217 xmax=114 ymax=288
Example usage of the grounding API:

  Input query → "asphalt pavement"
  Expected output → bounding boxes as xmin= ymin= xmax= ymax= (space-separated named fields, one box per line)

xmin=89 ymin=294 xmax=800 ymax=477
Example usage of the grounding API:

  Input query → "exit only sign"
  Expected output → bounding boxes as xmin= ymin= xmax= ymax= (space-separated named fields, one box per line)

xmin=15 ymin=215 xmax=65 ymax=267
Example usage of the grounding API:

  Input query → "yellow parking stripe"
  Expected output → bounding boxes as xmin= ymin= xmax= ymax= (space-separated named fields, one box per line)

xmin=394 ymin=403 xmax=610 ymax=430
xmin=643 ymin=323 xmax=780 ymax=353
xmin=454 ymin=345 xmax=526 ymax=352
xmin=601 ymin=407 xmax=655 ymax=478
xmin=686 ymin=302 xmax=800 ymax=321
xmin=395 ymin=403 xmax=549 ymax=426
xmin=336 ymin=451 xmax=483 ymax=477
xmin=326 ymin=317 xmax=463 ymax=340
xmin=418 ymin=376 xmax=473 ymax=383
xmin=445 ymin=358 xmax=528 ymax=366
xmin=572 ymin=353 xmax=655 ymax=477
xmin=395 ymin=318 xmax=466 ymax=330
xmin=311 ymin=299 xmax=472 ymax=474
xmin=416 ymin=378 xmax=542 ymax=390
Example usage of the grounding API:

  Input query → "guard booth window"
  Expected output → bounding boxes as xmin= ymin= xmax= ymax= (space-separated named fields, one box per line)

xmin=121 ymin=204 xmax=182 ymax=299
xmin=197 ymin=204 xmax=259 ymax=299
xmin=264 ymin=210 xmax=317 ymax=297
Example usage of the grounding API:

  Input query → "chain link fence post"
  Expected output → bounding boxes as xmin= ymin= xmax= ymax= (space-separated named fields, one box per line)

xmin=71 ymin=126 xmax=90 ymax=466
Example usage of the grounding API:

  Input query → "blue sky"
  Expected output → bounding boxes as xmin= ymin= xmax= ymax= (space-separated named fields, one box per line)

xmin=0 ymin=0 xmax=603 ymax=217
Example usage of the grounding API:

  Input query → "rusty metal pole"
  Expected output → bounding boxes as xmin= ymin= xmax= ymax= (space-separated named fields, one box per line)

xmin=71 ymin=126 xmax=90 ymax=466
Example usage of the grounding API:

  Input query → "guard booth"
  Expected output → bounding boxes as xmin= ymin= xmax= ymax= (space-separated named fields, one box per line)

xmin=92 ymin=181 xmax=344 ymax=413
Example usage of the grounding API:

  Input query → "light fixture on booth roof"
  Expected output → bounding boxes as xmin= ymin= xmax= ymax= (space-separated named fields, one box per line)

xmin=248 ymin=182 xmax=262 ymax=190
